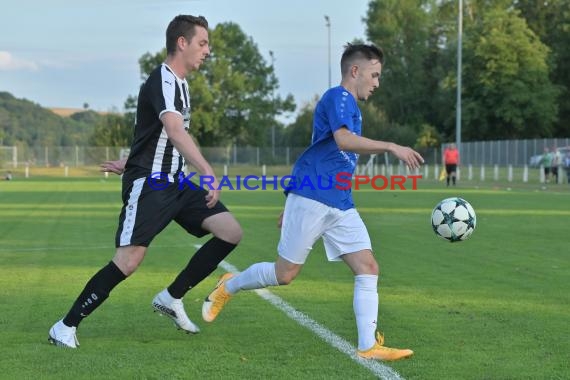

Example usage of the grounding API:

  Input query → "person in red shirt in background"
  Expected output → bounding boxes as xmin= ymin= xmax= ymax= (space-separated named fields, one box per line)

xmin=443 ymin=143 xmax=459 ymax=187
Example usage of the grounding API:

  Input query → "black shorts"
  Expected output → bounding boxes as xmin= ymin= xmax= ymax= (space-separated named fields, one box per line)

xmin=115 ymin=176 xmax=228 ymax=247
xmin=445 ymin=164 xmax=457 ymax=174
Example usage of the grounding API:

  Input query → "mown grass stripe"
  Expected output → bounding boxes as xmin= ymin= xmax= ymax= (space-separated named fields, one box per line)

xmin=3 ymin=204 xmax=568 ymax=217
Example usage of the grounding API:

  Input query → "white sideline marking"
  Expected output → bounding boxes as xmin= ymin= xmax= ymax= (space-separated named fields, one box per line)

xmin=219 ymin=261 xmax=404 ymax=380
xmin=8 ymin=243 xmax=403 ymax=378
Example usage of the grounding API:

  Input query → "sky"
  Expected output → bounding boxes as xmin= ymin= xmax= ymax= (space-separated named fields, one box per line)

xmin=0 ymin=0 xmax=369 ymax=121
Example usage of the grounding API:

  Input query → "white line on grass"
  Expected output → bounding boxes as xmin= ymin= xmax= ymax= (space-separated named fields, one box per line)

xmin=219 ymin=260 xmax=404 ymax=380
xmin=8 ymin=243 xmax=402 ymax=378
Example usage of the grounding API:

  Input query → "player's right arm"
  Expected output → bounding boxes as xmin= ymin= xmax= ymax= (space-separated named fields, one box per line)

xmin=100 ymin=158 xmax=127 ymax=175
xmin=333 ymin=127 xmax=424 ymax=170
xmin=161 ymin=112 xmax=220 ymax=208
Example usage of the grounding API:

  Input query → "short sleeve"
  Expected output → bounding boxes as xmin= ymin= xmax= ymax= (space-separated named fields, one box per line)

xmin=325 ymin=90 xmax=357 ymax=134
xmin=148 ymin=67 xmax=182 ymax=119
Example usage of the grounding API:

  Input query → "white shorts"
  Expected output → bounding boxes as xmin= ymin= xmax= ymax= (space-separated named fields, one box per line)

xmin=278 ymin=193 xmax=372 ymax=264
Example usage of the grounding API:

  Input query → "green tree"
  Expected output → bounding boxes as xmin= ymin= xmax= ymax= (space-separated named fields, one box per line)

xmin=70 ymin=110 xmax=102 ymax=125
xmin=359 ymin=101 xmax=417 ymax=149
xmin=364 ymin=0 xmax=564 ymax=141
xmin=460 ymin=7 xmax=559 ymax=139
xmin=89 ymin=113 xmax=132 ymax=147
xmin=282 ymin=97 xmax=317 ymax=147
xmin=283 ymin=96 xmax=417 ymax=154
xmin=515 ymin=0 xmax=570 ymax=136
xmin=364 ymin=0 xmax=434 ymax=128
xmin=415 ymin=123 xmax=441 ymax=148
xmin=137 ymin=22 xmax=295 ymax=146
xmin=0 ymin=109 xmax=8 ymax=145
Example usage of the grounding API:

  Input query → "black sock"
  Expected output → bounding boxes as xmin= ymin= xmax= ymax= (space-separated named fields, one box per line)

xmin=62 ymin=261 xmax=127 ymax=327
xmin=446 ymin=177 xmax=450 ymax=186
xmin=452 ymin=176 xmax=456 ymax=185
xmin=167 ymin=237 xmax=238 ymax=298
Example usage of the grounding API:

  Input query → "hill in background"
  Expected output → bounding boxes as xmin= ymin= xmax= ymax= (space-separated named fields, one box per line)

xmin=0 ymin=92 xmax=110 ymax=147
xmin=49 ymin=107 xmax=113 ymax=117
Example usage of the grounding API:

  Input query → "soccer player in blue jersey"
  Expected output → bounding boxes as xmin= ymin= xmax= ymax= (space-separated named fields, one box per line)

xmin=202 ymin=43 xmax=423 ymax=361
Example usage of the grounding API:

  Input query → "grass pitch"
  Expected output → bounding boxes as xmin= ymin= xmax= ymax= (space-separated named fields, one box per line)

xmin=0 ymin=175 xmax=568 ymax=379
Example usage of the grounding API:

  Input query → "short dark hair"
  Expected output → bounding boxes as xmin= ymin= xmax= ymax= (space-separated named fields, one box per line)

xmin=166 ymin=15 xmax=209 ymax=55
xmin=340 ymin=43 xmax=384 ymax=76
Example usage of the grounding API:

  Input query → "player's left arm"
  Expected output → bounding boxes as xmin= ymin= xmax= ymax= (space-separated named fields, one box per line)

xmin=333 ymin=127 xmax=424 ymax=169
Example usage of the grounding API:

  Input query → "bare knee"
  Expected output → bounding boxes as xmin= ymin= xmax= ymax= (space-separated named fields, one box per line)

xmin=362 ymin=254 xmax=379 ymax=275
xmin=342 ymin=250 xmax=379 ymax=276
xmin=222 ymin=222 xmax=243 ymax=244
xmin=113 ymin=246 xmax=146 ymax=276
xmin=120 ymin=262 xmax=139 ymax=276
xmin=364 ymin=260 xmax=379 ymax=276
xmin=275 ymin=261 xmax=302 ymax=285
xmin=275 ymin=271 xmax=297 ymax=285
xmin=203 ymin=213 xmax=243 ymax=244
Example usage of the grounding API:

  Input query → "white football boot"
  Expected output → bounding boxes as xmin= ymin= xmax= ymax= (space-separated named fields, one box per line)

xmin=152 ymin=289 xmax=200 ymax=334
xmin=48 ymin=319 xmax=79 ymax=348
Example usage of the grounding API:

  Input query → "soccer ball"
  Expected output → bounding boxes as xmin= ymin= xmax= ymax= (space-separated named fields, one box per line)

xmin=431 ymin=197 xmax=476 ymax=242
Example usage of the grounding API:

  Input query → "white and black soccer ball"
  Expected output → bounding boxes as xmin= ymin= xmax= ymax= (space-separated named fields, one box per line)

xmin=431 ymin=197 xmax=476 ymax=242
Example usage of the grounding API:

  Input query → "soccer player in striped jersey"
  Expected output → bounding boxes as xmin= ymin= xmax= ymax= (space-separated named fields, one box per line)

xmin=48 ymin=15 xmax=242 ymax=348
xmin=202 ymin=43 xmax=423 ymax=361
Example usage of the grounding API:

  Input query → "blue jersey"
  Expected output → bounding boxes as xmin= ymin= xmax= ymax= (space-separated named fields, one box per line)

xmin=287 ymin=86 xmax=361 ymax=210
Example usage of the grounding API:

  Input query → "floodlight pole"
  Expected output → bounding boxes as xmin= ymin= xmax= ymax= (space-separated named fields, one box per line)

xmin=269 ymin=50 xmax=276 ymax=158
xmin=324 ymin=15 xmax=331 ymax=88
xmin=456 ymin=0 xmax=463 ymax=154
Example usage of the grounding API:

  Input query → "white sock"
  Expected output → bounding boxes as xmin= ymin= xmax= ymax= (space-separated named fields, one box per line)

xmin=354 ymin=274 xmax=379 ymax=350
xmin=225 ymin=262 xmax=279 ymax=295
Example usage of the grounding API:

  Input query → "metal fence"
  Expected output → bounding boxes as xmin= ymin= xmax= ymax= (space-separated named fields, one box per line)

xmin=0 ymin=146 xmax=126 ymax=168
xmin=0 ymin=146 xmax=312 ymax=168
xmin=1 ymin=137 xmax=569 ymax=169
xmin=443 ymin=138 xmax=570 ymax=167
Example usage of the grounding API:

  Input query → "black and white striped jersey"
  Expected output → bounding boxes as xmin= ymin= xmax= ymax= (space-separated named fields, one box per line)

xmin=124 ymin=63 xmax=190 ymax=182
